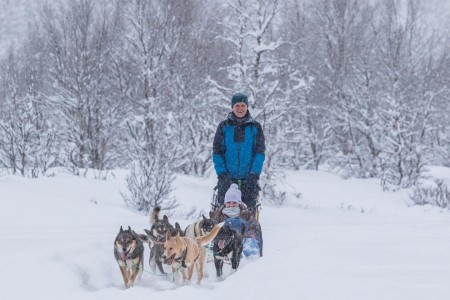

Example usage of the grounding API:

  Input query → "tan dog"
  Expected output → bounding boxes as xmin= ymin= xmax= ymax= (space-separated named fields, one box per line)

xmin=162 ymin=222 xmax=223 ymax=285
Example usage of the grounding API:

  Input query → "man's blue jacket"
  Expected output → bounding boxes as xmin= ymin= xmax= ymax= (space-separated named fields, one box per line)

xmin=213 ymin=112 xmax=265 ymax=179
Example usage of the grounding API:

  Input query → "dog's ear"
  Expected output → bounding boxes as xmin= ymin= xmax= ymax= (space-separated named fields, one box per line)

xmin=128 ymin=226 xmax=132 ymax=231
xmin=209 ymin=211 xmax=214 ymax=218
xmin=163 ymin=215 xmax=169 ymax=222
xmin=175 ymin=222 xmax=181 ymax=230
xmin=202 ymin=214 xmax=207 ymax=221
xmin=120 ymin=226 xmax=123 ymax=232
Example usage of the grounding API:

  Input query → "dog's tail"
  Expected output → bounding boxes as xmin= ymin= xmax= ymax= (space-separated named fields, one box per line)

xmin=150 ymin=206 xmax=161 ymax=224
xmin=196 ymin=222 xmax=224 ymax=246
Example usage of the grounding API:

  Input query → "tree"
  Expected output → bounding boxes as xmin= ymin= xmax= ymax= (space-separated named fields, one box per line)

xmin=0 ymin=33 xmax=59 ymax=177
xmin=161 ymin=0 xmax=221 ymax=176
xmin=40 ymin=0 xmax=123 ymax=174
xmin=119 ymin=0 xmax=183 ymax=211
xmin=371 ymin=0 xmax=447 ymax=188
xmin=281 ymin=0 xmax=332 ymax=170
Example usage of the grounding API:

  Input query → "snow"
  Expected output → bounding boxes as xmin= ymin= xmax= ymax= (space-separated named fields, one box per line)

xmin=2 ymin=167 xmax=450 ymax=300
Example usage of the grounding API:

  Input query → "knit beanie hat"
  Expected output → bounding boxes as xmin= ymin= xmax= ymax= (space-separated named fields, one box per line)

xmin=231 ymin=92 xmax=249 ymax=108
xmin=224 ymin=183 xmax=242 ymax=203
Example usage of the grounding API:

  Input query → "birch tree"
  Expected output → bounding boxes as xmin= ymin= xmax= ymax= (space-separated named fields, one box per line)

xmin=372 ymin=0 xmax=446 ymax=188
xmin=0 ymin=31 xmax=58 ymax=177
xmin=40 ymin=0 xmax=122 ymax=174
xmin=120 ymin=0 xmax=182 ymax=211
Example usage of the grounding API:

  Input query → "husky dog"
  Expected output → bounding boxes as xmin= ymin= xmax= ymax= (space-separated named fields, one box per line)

xmin=213 ymin=223 xmax=245 ymax=278
xmin=173 ymin=222 xmax=184 ymax=236
xmin=149 ymin=206 xmax=176 ymax=237
xmin=144 ymin=222 xmax=184 ymax=275
xmin=114 ymin=226 xmax=144 ymax=288
xmin=146 ymin=206 xmax=181 ymax=273
xmin=184 ymin=212 xmax=218 ymax=239
xmin=162 ymin=222 xmax=224 ymax=285
xmin=184 ymin=213 xmax=218 ymax=264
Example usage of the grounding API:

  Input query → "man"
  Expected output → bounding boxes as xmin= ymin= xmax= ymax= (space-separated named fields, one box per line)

xmin=213 ymin=92 xmax=265 ymax=209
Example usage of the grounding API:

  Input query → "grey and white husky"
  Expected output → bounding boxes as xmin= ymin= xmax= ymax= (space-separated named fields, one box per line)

xmin=114 ymin=226 xmax=144 ymax=288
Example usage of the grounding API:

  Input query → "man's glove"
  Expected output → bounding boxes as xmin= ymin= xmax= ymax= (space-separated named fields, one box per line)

xmin=246 ymin=173 xmax=259 ymax=193
xmin=217 ymin=173 xmax=232 ymax=190
xmin=216 ymin=173 xmax=232 ymax=206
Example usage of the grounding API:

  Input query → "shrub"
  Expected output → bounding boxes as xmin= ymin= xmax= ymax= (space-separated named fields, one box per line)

xmin=410 ymin=179 xmax=450 ymax=209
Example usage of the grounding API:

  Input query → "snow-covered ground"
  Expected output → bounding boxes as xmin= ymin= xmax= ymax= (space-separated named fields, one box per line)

xmin=1 ymin=168 xmax=450 ymax=300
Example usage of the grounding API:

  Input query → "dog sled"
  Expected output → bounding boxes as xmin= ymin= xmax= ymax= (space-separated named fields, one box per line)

xmin=115 ymin=200 xmax=263 ymax=288
xmin=211 ymin=185 xmax=263 ymax=257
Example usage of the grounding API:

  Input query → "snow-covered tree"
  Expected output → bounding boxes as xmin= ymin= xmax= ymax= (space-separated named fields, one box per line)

xmin=0 ymin=0 xmax=449 ymax=202
xmin=119 ymin=0 xmax=183 ymax=211
xmin=40 ymin=0 xmax=123 ymax=174
xmin=372 ymin=0 xmax=446 ymax=188
xmin=163 ymin=0 xmax=222 ymax=176
xmin=0 ymin=35 xmax=59 ymax=177
xmin=280 ymin=0 xmax=332 ymax=171
xmin=306 ymin=0 xmax=381 ymax=177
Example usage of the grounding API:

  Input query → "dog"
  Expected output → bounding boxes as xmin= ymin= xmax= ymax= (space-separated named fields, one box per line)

xmin=149 ymin=206 xmax=176 ymax=237
xmin=184 ymin=213 xmax=218 ymax=264
xmin=184 ymin=212 xmax=218 ymax=238
xmin=114 ymin=226 xmax=144 ymax=288
xmin=145 ymin=206 xmax=183 ymax=274
xmin=144 ymin=222 xmax=184 ymax=275
xmin=213 ymin=222 xmax=246 ymax=278
xmin=162 ymin=222 xmax=224 ymax=285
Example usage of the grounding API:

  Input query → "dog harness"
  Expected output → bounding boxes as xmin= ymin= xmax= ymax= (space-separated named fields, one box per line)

xmin=174 ymin=249 xmax=188 ymax=268
xmin=153 ymin=235 xmax=165 ymax=245
xmin=174 ymin=248 xmax=200 ymax=268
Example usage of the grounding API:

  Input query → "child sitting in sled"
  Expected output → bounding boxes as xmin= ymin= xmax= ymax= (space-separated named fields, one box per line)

xmin=211 ymin=183 xmax=263 ymax=257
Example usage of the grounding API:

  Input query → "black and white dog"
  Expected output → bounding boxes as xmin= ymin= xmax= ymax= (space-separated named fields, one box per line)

xmin=184 ymin=212 xmax=218 ymax=238
xmin=212 ymin=223 xmax=245 ymax=278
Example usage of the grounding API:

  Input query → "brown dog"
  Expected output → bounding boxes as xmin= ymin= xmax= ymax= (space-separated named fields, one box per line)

xmin=162 ymin=222 xmax=223 ymax=285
